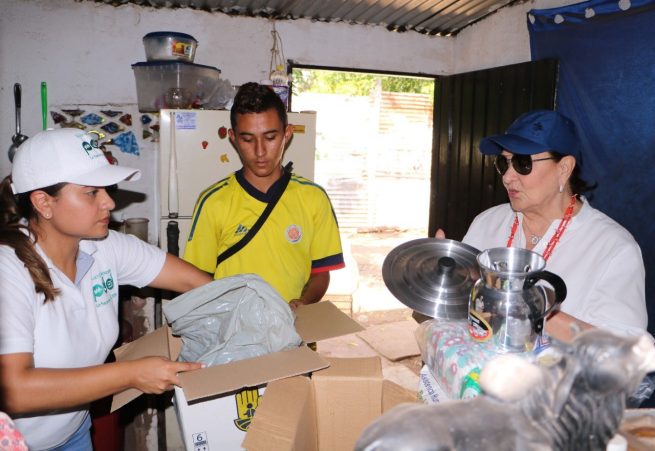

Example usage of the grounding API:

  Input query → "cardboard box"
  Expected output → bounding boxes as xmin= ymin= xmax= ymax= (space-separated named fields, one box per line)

xmin=173 ymin=384 xmax=267 ymax=450
xmin=111 ymin=301 xmax=365 ymax=449
xmin=243 ymin=357 xmax=417 ymax=451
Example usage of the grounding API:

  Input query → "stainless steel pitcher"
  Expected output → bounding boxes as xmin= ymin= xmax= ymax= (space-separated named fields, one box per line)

xmin=467 ymin=247 xmax=567 ymax=353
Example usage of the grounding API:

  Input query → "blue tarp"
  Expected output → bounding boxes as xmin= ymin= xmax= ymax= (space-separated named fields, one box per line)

xmin=529 ymin=0 xmax=655 ymax=335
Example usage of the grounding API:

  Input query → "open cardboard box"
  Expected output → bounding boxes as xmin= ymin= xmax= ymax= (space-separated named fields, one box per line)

xmin=243 ymin=356 xmax=417 ymax=451
xmin=110 ymin=301 xmax=370 ymax=449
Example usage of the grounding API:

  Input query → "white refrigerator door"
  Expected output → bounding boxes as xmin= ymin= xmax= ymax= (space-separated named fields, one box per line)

xmin=158 ymin=109 xmax=316 ymax=255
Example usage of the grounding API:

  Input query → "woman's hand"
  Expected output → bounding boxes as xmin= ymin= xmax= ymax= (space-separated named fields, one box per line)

xmin=0 ymin=353 xmax=203 ymax=414
xmin=129 ymin=357 xmax=203 ymax=394
xmin=435 ymin=229 xmax=446 ymax=239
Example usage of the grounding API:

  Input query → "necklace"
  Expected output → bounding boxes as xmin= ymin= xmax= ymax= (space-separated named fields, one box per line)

xmin=506 ymin=195 xmax=577 ymax=261
xmin=522 ymin=219 xmax=543 ymax=245
xmin=528 ymin=234 xmax=541 ymax=245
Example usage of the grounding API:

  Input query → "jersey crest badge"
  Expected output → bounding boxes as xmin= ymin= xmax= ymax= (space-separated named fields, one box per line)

xmin=286 ymin=225 xmax=302 ymax=243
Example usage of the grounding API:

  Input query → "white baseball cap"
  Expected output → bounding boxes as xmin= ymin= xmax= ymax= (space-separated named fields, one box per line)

xmin=11 ymin=128 xmax=141 ymax=194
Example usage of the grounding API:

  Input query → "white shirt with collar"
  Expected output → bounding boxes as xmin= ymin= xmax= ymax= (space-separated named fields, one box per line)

xmin=463 ymin=198 xmax=648 ymax=338
xmin=0 ymin=230 xmax=166 ymax=450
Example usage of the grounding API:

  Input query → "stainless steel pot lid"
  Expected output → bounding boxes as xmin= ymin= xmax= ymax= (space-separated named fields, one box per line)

xmin=382 ymin=238 xmax=481 ymax=319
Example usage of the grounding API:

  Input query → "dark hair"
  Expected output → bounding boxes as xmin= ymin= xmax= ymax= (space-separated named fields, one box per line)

xmin=0 ymin=176 xmax=66 ymax=302
xmin=230 ymin=82 xmax=288 ymax=130
xmin=550 ymin=152 xmax=596 ymax=195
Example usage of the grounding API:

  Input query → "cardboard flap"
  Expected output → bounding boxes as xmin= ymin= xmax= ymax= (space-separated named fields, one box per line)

xmin=312 ymin=357 xmax=384 ymax=451
xmin=243 ymin=376 xmax=318 ymax=451
xmin=110 ymin=326 xmax=172 ymax=412
xmin=315 ymin=356 xmax=382 ymax=379
xmin=295 ymin=301 xmax=364 ymax=343
xmin=179 ymin=346 xmax=329 ymax=402
xmin=382 ymin=380 xmax=417 ymax=412
xmin=357 ymin=321 xmax=420 ymax=361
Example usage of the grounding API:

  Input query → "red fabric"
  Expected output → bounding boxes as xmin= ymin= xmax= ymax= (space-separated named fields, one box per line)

xmin=91 ymin=399 xmax=124 ymax=451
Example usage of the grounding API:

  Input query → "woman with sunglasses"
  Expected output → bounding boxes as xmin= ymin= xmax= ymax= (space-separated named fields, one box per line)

xmin=0 ymin=129 xmax=212 ymax=450
xmin=457 ymin=110 xmax=647 ymax=340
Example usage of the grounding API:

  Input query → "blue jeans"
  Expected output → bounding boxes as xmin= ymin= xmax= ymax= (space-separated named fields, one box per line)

xmin=47 ymin=414 xmax=92 ymax=451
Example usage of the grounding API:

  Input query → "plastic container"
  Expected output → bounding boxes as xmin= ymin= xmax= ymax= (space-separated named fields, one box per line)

xmin=131 ymin=61 xmax=221 ymax=112
xmin=143 ymin=31 xmax=198 ymax=62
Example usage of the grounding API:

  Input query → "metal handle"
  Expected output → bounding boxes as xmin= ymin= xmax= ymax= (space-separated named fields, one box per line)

xmin=526 ymin=270 xmax=567 ymax=333
xmin=166 ymin=221 xmax=180 ymax=257
xmin=14 ymin=83 xmax=21 ymax=108
xmin=14 ymin=83 xmax=22 ymax=134
xmin=168 ymin=111 xmax=179 ymax=218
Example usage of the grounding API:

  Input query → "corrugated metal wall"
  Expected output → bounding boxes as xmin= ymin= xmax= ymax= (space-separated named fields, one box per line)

xmin=323 ymin=90 xmax=434 ymax=231
xmin=428 ymin=58 xmax=559 ymax=239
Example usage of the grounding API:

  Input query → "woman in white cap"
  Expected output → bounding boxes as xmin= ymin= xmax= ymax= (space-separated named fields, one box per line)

xmin=442 ymin=109 xmax=647 ymax=339
xmin=0 ymin=128 xmax=212 ymax=450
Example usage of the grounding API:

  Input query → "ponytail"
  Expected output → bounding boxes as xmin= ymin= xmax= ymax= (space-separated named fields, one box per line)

xmin=0 ymin=176 xmax=62 ymax=302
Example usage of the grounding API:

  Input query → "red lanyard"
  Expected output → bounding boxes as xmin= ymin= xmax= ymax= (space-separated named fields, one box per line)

xmin=506 ymin=195 xmax=577 ymax=261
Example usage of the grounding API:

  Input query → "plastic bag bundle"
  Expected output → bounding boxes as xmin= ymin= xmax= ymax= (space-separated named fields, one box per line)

xmin=415 ymin=319 xmax=552 ymax=400
xmin=415 ymin=319 xmax=496 ymax=399
xmin=163 ymin=274 xmax=302 ymax=366
xmin=203 ymin=79 xmax=236 ymax=109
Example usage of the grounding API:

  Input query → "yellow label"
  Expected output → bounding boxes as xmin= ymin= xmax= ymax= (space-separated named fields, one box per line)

xmin=233 ymin=387 xmax=261 ymax=431
xmin=468 ymin=309 xmax=492 ymax=342
xmin=292 ymin=124 xmax=306 ymax=134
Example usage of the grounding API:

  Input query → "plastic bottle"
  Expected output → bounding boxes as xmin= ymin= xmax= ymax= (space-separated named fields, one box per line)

xmin=269 ymin=65 xmax=289 ymax=109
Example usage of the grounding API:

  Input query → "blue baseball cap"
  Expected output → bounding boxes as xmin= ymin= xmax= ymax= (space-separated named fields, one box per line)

xmin=479 ymin=110 xmax=580 ymax=160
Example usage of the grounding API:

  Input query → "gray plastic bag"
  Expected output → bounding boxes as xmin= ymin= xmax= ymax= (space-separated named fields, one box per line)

xmin=163 ymin=274 xmax=302 ymax=366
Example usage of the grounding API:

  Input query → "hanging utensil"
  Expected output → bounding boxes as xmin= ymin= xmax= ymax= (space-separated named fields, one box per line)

xmin=41 ymin=81 xmax=48 ymax=130
xmin=168 ymin=111 xmax=179 ymax=219
xmin=167 ymin=112 xmax=181 ymax=256
xmin=8 ymin=83 xmax=28 ymax=162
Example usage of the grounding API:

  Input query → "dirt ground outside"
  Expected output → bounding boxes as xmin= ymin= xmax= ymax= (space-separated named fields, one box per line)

xmin=343 ymin=227 xmax=426 ymax=314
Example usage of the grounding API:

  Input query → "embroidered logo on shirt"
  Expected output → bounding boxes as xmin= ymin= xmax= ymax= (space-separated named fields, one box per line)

xmin=91 ymin=269 xmax=117 ymax=307
xmin=235 ymin=224 xmax=249 ymax=236
xmin=286 ymin=225 xmax=302 ymax=243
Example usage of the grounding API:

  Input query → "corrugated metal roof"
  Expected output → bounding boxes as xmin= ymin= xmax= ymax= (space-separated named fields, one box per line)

xmin=90 ymin=0 xmax=522 ymax=36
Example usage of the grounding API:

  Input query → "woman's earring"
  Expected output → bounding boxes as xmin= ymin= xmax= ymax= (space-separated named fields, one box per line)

xmin=44 ymin=212 xmax=51 ymax=219
xmin=559 ymin=184 xmax=564 ymax=193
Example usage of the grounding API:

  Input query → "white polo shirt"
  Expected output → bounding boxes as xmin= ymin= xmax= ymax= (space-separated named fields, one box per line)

xmin=0 ymin=230 xmax=166 ymax=450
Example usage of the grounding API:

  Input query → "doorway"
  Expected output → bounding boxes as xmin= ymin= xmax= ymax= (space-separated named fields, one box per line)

xmin=291 ymin=66 xmax=436 ymax=313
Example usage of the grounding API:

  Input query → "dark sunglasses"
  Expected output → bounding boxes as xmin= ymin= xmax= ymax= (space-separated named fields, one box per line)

xmin=494 ymin=155 xmax=556 ymax=176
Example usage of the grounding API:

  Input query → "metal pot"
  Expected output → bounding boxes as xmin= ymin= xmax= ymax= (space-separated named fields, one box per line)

xmin=468 ymin=247 xmax=567 ymax=353
xmin=382 ymin=238 xmax=480 ymax=319
xmin=143 ymin=31 xmax=198 ymax=62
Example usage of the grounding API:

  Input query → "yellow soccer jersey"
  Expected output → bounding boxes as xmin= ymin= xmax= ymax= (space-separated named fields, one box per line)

xmin=183 ymin=170 xmax=345 ymax=301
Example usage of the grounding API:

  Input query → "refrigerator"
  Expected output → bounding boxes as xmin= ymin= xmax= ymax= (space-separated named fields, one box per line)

xmin=157 ymin=109 xmax=317 ymax=257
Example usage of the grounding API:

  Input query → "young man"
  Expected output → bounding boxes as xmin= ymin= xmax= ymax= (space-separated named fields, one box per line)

xmin=183 ymin=82 xmax=345 ymax=309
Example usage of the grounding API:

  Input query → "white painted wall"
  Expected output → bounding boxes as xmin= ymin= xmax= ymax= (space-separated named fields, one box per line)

xmin=0 ymin=0 xmax=585 ymax=232
xmin=0 ymin=0 xmax=452 ymax=176
xmin=454 ymin=0 xmax=581 ymax=74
